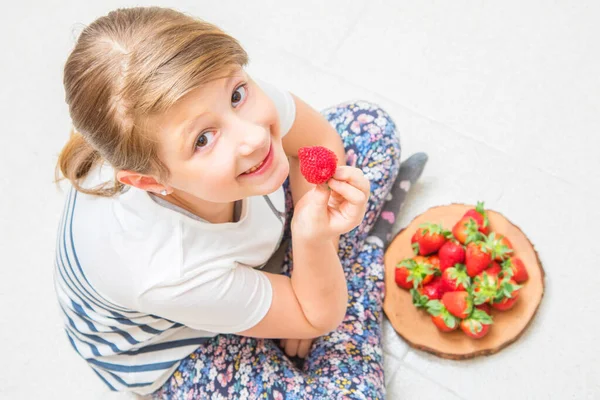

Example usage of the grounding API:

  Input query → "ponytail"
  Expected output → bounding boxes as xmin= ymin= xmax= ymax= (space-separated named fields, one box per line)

xmin=54 ymin=128 xmax=124 ymax=197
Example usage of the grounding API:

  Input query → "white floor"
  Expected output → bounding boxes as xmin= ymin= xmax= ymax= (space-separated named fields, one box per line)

xmin=1 ymin=1 xmax=599 ymax=399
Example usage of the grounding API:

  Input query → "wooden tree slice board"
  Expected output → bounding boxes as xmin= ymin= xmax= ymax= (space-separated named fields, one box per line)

xmin=383 ymin=204 xmax=545 ymax=360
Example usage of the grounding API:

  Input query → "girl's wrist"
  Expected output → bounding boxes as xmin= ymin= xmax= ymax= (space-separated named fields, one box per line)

xmin=292 ymin=232 xmax=334 ymax=251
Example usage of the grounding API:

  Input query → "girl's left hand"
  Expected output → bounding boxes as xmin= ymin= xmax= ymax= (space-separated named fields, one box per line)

xmin=279 ymin=338 xmax=314 ymax=358
xmin=291 ymin=166 xmax=370 ymax=243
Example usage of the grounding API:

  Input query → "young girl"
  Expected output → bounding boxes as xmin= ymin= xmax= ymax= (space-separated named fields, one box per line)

xmin=53 ymin=6 xmax=427 ymax=399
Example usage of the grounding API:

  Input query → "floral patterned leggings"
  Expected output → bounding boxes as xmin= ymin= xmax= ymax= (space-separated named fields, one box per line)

xmin=152 ymin=100 xmax=401 ymax=400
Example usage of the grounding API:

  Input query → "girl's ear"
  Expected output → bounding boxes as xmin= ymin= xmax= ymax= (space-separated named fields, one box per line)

xmin=116 ymin=169 xmax=167 ymax=194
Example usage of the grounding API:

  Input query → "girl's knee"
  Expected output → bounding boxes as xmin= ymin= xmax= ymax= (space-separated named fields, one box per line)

xmin=350 ymin=100 xmax=401 ymax=149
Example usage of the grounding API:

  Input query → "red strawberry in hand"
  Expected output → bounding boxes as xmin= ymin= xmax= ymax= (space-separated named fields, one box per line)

xmin=442 ymin=291 xmax=473 ymax=319
xmin=460 ymin=308 xmax=493 ymax=339
xmin=463 ymin=201 xmax=490 ymax=235
xmin=465 ymin=239 xmax=493 ymax=277
xmin=411 ymin=223 xmax=451 ymax=255
xmin=438 ymin=240 xmax=466 ymax=271
xmin=441 ymin=263 xmax=471 ymax=292
xmin=426 ymin=300 xmax=459 ymax=332
xmin=297 ymin=146 xmax=338 ymax=184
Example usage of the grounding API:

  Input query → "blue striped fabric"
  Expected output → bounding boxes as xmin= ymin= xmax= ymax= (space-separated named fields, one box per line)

xmin=53 ymin=187 xmax=210 ymax=394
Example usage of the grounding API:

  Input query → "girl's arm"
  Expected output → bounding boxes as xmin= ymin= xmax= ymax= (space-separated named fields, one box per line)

xmin=282 ymin=94 xmax=347 ymax=248
xmin=238 ymin=166 xmax=369 ymax=339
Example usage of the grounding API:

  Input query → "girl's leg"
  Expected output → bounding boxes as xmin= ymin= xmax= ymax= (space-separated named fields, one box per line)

xmin=152 ymin=101 xmax=419 ymax=400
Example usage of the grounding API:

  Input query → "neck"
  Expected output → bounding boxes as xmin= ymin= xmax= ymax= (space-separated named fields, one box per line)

xmin=160 ymin=190 xmax=236 ymax=224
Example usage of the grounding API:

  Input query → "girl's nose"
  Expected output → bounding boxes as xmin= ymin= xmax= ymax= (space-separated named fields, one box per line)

xmin=236 ymin=122 xmax=268 ymax=156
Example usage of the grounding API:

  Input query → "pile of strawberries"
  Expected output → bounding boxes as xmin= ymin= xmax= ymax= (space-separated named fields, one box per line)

xmin=395 ymin=202 xmax=529 ymax=339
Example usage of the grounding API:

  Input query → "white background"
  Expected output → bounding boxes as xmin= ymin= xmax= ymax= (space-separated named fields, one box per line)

xmin=1 ymin=1 xmax=598 ymax=399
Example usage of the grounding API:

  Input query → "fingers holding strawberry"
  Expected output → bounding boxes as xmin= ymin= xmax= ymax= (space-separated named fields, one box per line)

xmin=325 ymin=166 xmax=370 ymax=231
xmin=294 ymin=146 xmax=370 ymax=242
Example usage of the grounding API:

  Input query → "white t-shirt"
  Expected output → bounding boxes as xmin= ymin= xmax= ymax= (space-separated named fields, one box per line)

xmin=53 ymin=79 xmax=296 ymax=395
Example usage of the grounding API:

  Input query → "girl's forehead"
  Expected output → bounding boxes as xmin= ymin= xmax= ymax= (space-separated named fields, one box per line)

xmin=149 ymin=66 xmax=248 ymax=141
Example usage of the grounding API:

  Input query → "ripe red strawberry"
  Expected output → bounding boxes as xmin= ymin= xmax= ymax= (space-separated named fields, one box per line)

xmin=441 ymin=263 xmax=471 ymax=292
xmin=394 ymin=266 xmax=412 ymax=289
xmin=463 ymin=201 xmax=490 ymax=235
xmin=442 ymin=291 xmax=473 ymax=319
xmin=431 ymin=314 xmax=458 ymax=332
xmin=411 ymin=223 xmax=451 ymax=255
xmin=491 ymin=278 xmax=522 ymax=311
xmin=297 ymin=146 xmax=338 ymax=184
xmin=426 ymin=300 xmax=459 ymax=332
xmin=465 ymin=240 xmax=493 ymax=277
xmin=452 ymin=216 xmax=484 ymax=245
xmin=492 ymin=294 xmax=519 ymax=311
xmin=438 ymin=240 xmax=466 ymax=271
xmin=475 ymin=303 xmax=492 ymax=314
xmin=419 ymin=277 xmax=444 ymax=300
xmin=502 ymin=257 xmax=529 ymax=283
xmin=460 ymin=308 xmax=493 ymax=339
xmin=410 ymin=278 xmax=444 ymax=310
xmin=427 ymin=255 xmax=442 ymax=273
xmin=488 ymin=232 xmax=514 ymax=261
xmin=413 ymin=256 xmax=436 ymax=286
xmin=395 ymin=256 xmax=436 ymax=289
xmin=486 ymin=261 xmax=502 ymax=276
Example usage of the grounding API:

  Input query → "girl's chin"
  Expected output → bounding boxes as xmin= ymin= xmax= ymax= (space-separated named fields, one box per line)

xmin=257 ymin=158 xmax=290 ymax=195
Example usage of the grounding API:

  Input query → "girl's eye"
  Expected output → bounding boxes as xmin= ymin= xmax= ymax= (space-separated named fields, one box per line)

xmin=195 ymin=131 xmax=215 ymax=149
xmin=231 ymin=84 xmax=247 ymax=107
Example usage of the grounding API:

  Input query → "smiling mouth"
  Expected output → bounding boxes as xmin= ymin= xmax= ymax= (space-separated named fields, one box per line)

xmin=242 ymin=145 xmax=271 ymax=175
xmin=243 ymin=158 xmax=266 ymax=174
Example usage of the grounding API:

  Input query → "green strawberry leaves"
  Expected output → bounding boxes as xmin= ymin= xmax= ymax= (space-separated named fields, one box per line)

xmin=487 ymin=232 xmax=514 ymax=260
xmin=472 ymin=272 xmax=498 ymax=305
xmin=475 ymin=201 xmax=489 ymax=228
xmin=410 ymin=289 xmax=430 ymax=309
xmin=447 ymin=263 xmax=471 ymax=289
xmin=418 ymin=223 xmax=451 ymax=237
xmin=494 ymin=279 xmax=522 ymax=302
xmin=443 ymin=312 xmax=459 ymax=330
xmin=463 ymin=219 xmax=485 ymax=245
xmin=397 ymin=258 xmax=435 ymax=289
xmin=412 ymin=242 xmax=420 ymax=255
xmin=426 ymin=300 xmax=458 ymax=329
xmin=501 ymin=258 xmax=515 ymax=279
xmin=425 ymin=300 xmax=444 ymax=316
xmin=471 ymin=309 xmax=493 ymax=325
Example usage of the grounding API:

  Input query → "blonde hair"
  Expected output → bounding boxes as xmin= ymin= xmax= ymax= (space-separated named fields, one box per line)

xmin=54 ymin=6 xmax=249 ymax=197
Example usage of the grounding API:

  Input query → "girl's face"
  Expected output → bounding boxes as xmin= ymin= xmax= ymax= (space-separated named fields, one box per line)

xmin=152 ymin=66 xmax=290 ymax=204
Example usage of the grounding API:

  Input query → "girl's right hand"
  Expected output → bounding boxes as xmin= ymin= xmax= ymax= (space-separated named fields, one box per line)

xmin=291 ymin=166 xmax=370 ymax=243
